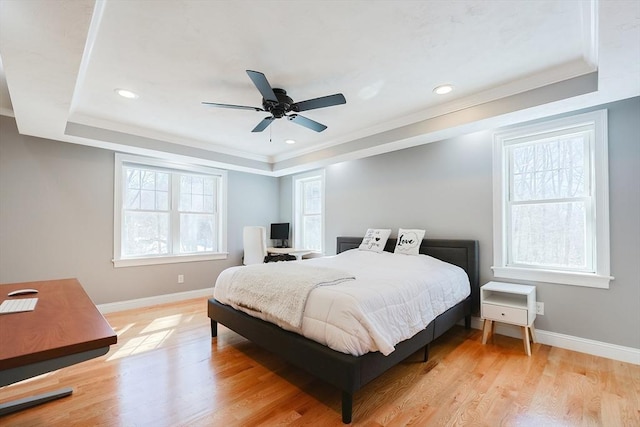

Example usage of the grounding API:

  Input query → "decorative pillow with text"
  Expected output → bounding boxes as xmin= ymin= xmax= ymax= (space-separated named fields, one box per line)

xmin=394 ymin=228 xmax=426 ymax=256
xmin=358 ymin=228 xmax=391 ymax=253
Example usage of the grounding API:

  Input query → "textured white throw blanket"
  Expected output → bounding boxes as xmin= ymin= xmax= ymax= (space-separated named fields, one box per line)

xmin=226 ymin=262 xmax=355 ymax=329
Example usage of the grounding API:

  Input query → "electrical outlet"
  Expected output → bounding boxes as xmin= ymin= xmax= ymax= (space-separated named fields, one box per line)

xmin=536 ymin=302 xmax=544 ymax=315
xmin=178 ymin=274 xmax=184 ymax=284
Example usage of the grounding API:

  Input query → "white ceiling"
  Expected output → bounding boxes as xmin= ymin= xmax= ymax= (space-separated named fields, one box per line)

xmin=0 ymin=0 xmax=638 ymax=176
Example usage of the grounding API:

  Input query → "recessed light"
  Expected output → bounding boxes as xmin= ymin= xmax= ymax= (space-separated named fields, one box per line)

xmin=115 ymin=88 xmax=139 ymax=99
xmin=285 ymin=139 xmax=296 ymax=145
xmin=433 ymin=84 xmax=453 ymax=95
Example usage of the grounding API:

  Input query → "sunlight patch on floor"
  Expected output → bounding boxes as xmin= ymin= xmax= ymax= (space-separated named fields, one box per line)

xmin=107 ymin=329 xmax=174 ymax=361
xmin=141 ymin=314 xmax=183 ymax=334
xmin=114 ymin=322 xmax=135 ymax=337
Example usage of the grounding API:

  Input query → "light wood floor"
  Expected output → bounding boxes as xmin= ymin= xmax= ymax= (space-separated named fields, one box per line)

xmin=2 ymin=297 xmax=638 ymax=426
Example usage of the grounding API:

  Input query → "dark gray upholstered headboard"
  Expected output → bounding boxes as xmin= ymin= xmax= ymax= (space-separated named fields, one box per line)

xmin=336 ymin=237 xmax=480 ymax=312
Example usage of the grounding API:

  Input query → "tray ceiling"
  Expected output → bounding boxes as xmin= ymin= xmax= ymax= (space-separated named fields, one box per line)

xmin=0 ymin=0 xmax=638 ymax=176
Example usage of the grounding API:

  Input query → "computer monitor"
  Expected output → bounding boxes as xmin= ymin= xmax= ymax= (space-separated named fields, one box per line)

xmin=270 ymin=223 xmax=290 ymax=248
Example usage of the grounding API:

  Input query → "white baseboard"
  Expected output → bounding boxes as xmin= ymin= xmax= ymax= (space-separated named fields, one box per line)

xmin=465 ymin=317 xmax=640 ymax=365
xmin=97 ymin=287 xmax=213 ymax=314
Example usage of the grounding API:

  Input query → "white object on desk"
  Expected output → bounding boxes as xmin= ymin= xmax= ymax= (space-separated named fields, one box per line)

xmin=480 ymin=281 xmax=536 ymax=356
xmin=0 ymin=298 xmax=38 ymax=314
xmin=8 ymin=288 xmax=38 ymax=296
xmin=267 ymin=247 xmax=312 ymax=261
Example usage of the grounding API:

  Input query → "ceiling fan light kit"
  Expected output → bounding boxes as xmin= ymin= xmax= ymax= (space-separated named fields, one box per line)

xmin=203 ymin=70 xmax=346 ymax=133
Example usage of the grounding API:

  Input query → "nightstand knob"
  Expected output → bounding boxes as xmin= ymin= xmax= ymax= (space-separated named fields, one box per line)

xmin=501 ymin=313 xmax=505 ymax=316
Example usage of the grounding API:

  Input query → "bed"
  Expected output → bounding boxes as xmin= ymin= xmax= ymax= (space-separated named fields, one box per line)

xmin=208 ymin=236 xmax=479 ymax=423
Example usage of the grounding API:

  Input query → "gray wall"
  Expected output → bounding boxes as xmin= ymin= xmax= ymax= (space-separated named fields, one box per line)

xmin=0 ymin=115 xmax=279 ymax=304
xmin=302 ymin=97 xmax=638 ymax=349
xmin=1 ymin=96 xmax=638 ymax=349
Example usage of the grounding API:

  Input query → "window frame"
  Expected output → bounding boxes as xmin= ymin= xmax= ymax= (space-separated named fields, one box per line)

xmin=113 ymin=153 xmax=228 ymax=267
xmin=292 ymin=169 xmax=325 ymax=254
xmin=492 ymin=109 xmax=612 ymax=288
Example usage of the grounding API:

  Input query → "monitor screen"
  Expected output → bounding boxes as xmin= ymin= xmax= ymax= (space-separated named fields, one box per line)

xmin=270 ymin=223 xmax=290 ymax=240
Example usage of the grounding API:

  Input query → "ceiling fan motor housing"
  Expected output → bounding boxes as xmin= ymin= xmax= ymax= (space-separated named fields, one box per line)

xmin=263 ymin=88 xmax=293 ymax=118
xmin=203 ymin=70 xmax=344 ymax=132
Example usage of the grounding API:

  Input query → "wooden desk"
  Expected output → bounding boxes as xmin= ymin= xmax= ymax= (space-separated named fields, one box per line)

xmin=266 ymin=247 xmax=312 ymax=260
xmin=0 ymin=278 xmax=117 ymax=415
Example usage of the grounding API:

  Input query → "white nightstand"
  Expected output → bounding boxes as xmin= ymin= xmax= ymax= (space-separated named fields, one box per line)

xmin=481 ymin=281 xmax=537 ymax=356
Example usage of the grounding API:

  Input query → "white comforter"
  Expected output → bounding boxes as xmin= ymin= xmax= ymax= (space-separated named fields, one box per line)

xmin=214 ymin=249 xmax=470 ymax=356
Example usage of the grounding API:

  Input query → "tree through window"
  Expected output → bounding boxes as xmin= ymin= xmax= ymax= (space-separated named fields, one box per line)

xmin=492 ymin=110 xmax=611 ymax=288
xmin=114 ymin=154 xmax=227 ymax=267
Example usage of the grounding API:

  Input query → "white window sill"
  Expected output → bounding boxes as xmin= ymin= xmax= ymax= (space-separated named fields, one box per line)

xmin=113 ymin=252 xmax=228 ymax=268
xmin=491 ymin=266 xmax=613 ymax=289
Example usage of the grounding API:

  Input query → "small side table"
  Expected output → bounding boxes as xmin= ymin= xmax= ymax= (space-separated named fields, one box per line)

xmin=481 ymin=281 xmax=537 ymax=356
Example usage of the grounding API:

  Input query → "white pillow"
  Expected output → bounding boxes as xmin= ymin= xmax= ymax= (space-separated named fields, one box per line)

xmin=394 ymin=228 xmax=426 ymax=256
xmin=358 ymin=228 xmax=391 ymax=253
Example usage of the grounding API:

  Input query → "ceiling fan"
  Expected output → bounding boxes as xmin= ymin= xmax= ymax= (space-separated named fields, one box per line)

xmin=202 ymin=70 xmax=346 ymax=133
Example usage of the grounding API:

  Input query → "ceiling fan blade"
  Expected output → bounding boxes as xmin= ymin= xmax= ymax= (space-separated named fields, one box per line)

xmin=288 ymin=114 xmax=327 ymax=132
xmin=201 ymin=102 xmax=264 ymax=111
xmin=246 ymin=70 xmax=278 ymax=102
xmin=292 ymin=93 xmax=346 ymax=112
xmin=252 ymin=116 xmax=275 ymax=132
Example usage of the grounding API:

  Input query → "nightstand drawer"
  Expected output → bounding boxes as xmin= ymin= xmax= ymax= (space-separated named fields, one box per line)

xmin=482 ymin=303 xmax=528 ymax=325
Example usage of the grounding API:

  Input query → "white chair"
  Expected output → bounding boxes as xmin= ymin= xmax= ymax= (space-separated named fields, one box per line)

xmin=242 ymin=226 xmax=267 ymax=265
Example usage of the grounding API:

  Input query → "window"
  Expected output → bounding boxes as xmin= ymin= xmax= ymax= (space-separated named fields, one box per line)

xmin=114 ymin=154 xmax=227 ymax=267
xmin=492 ymin=110 xmax=611 ymax=288
xmin=293 ymin=170 xmax=325 ymax=253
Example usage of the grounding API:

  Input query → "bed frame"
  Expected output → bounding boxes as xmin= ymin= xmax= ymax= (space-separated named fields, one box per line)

xmin=208 ymin=237 xmax=479 ymax=423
